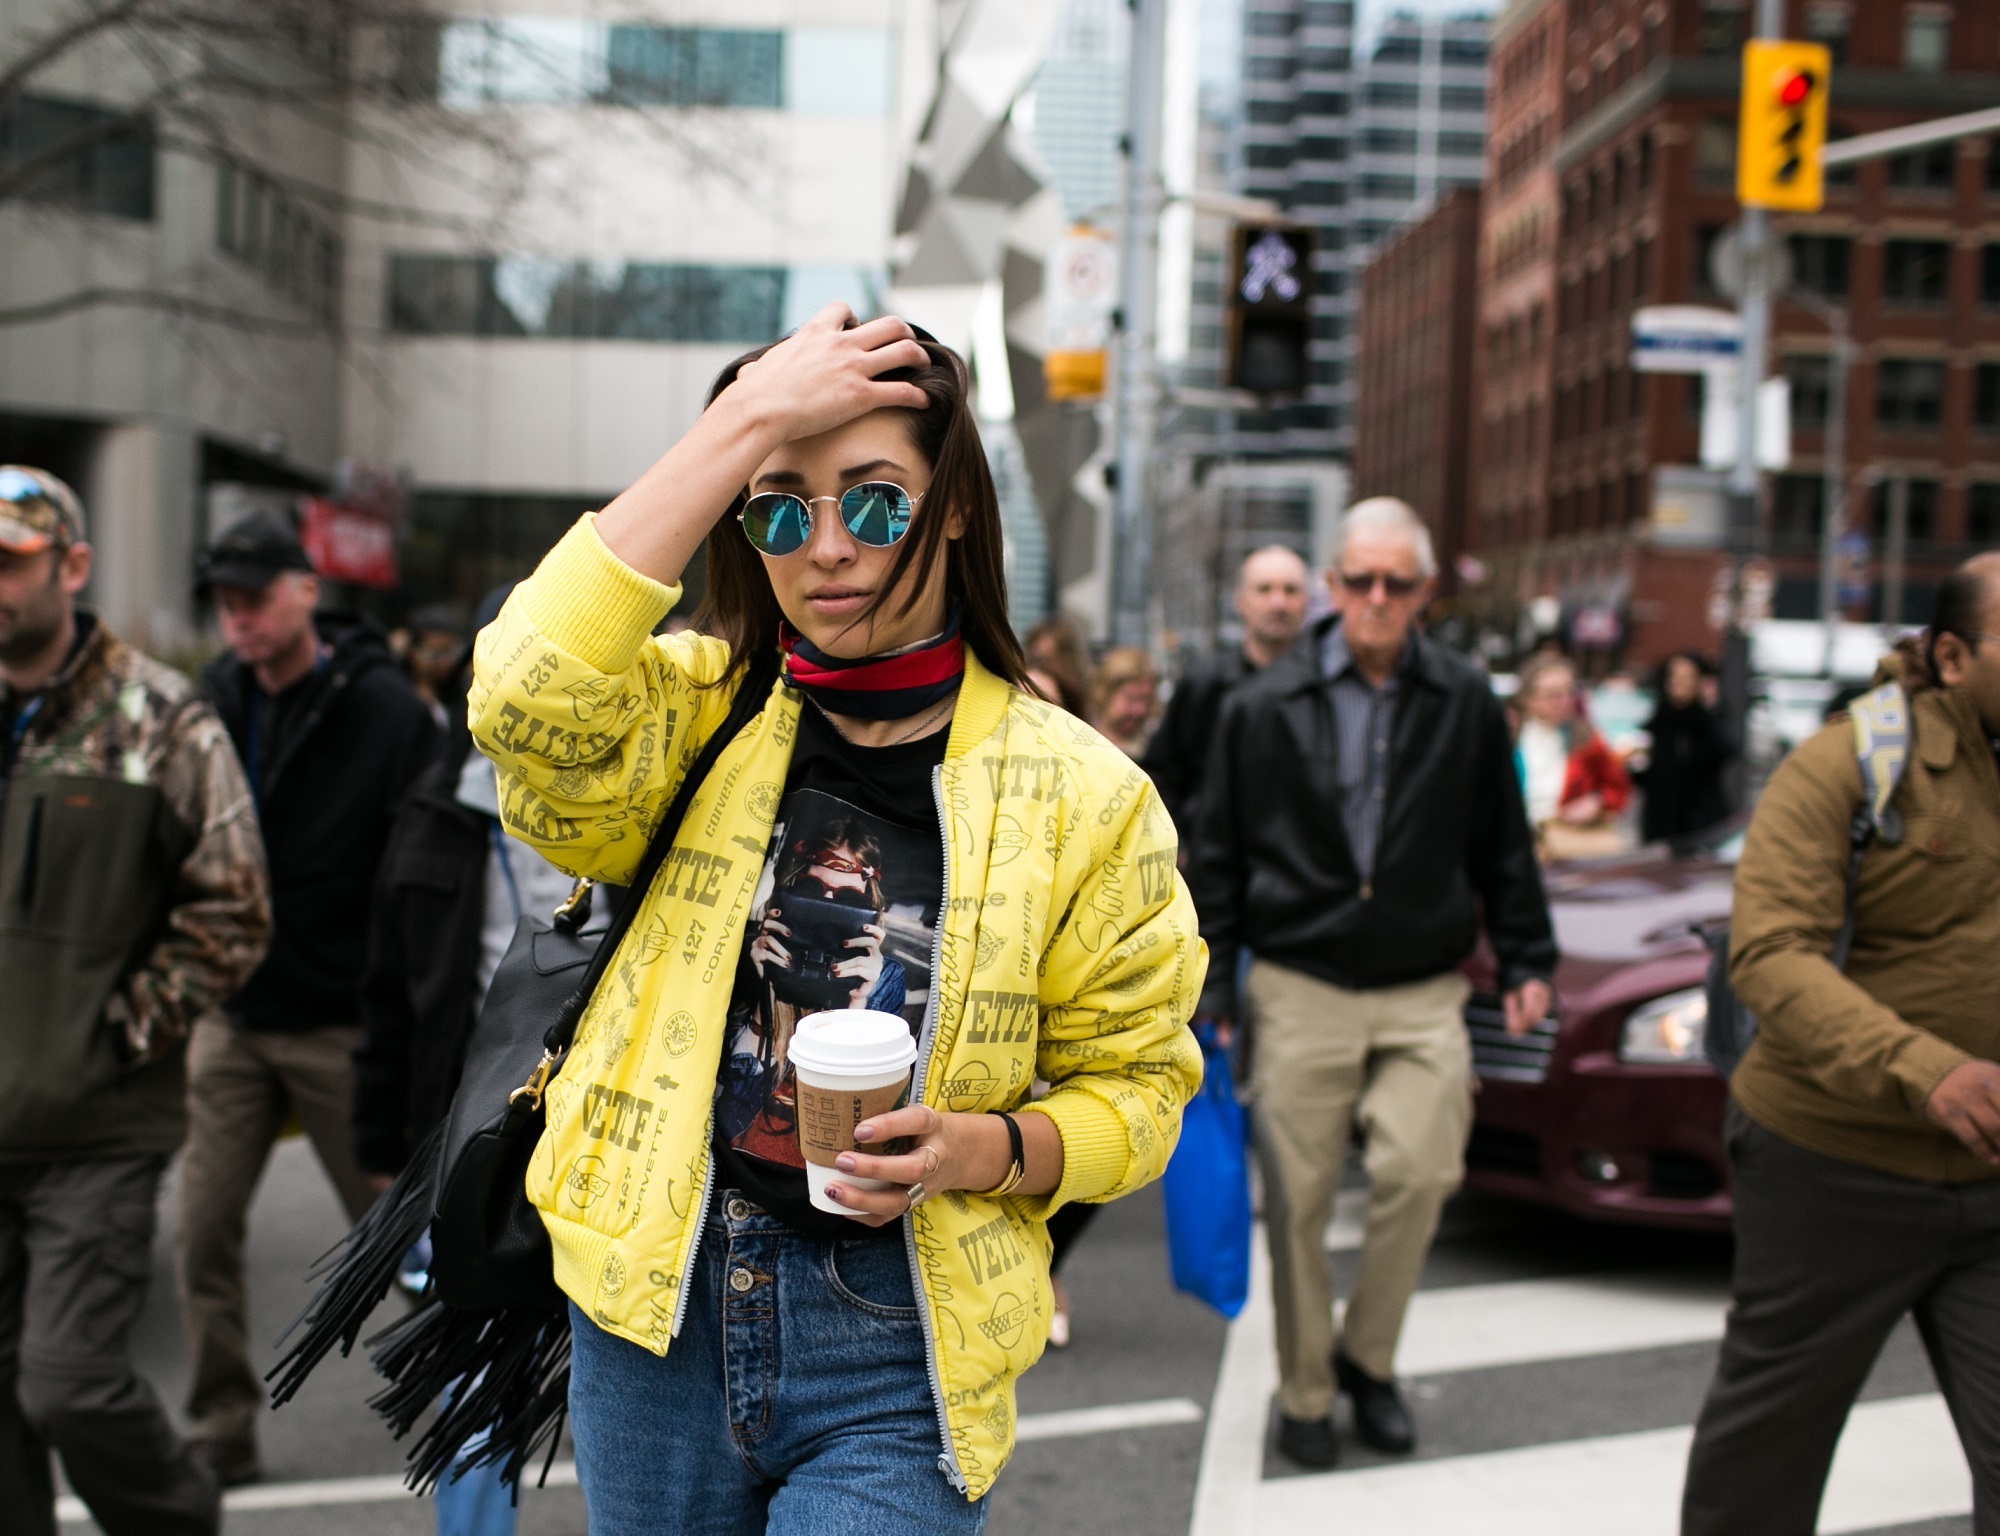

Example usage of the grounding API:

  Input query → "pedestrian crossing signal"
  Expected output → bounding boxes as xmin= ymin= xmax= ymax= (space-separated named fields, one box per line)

xmin=1737 ymin=40 xmax=1830 ymax=212
xmin=1226 ymin=225 xmax=1315 ymax=398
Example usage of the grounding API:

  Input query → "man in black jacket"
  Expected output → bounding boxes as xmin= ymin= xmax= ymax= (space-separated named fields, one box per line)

xmin=1142 ymin=544 xmax=1309 ymax=833
xmin=177 ymin=515 xmax=437 ymax=1484
xmin=1189 ymin=497 xmax=1556 ymax=1472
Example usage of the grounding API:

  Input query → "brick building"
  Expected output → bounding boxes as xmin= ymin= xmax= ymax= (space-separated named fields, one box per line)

xmin=1470 ymin=0 xmax=2000 ymax=667
xmin=1352 ymin=186 xmax=1483 ymax=580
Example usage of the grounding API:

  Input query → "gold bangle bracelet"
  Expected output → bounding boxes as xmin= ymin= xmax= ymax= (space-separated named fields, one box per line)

xmin=972 ymin=1111 xmax=1026 ymax=1197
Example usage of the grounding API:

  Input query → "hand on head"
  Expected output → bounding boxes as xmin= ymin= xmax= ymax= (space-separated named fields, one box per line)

xmin=726 ymin=305 xmax=930 ymax=445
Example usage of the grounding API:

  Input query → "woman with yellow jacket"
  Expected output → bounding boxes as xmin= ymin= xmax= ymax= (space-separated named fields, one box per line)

xmin=468 ymin=308 xmax=1205 ymax=1532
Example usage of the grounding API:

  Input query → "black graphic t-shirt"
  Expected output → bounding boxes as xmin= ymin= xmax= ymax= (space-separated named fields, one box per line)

xmin=711 ymin=702 xmax=948 ymax=1239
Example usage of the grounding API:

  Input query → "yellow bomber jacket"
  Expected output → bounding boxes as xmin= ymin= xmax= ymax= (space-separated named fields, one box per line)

xmin=468 ymin=517 xmax=1206 ymax=1498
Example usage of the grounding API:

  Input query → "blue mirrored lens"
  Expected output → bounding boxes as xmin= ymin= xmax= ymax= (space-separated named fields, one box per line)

xmin=0 ymin=468 xmax=47 ymax=503
xmin=840 ymin=483 xmax=912 ymax=547
xmin=741 ymin=494 xmax=810 ymax=556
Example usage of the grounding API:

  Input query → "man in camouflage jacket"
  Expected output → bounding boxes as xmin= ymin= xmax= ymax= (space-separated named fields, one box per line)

xmin=0 ymin=468 xmax=270 ymax=1536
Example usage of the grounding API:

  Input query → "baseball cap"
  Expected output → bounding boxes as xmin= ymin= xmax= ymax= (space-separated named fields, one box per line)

xmin=0 ymin=466 xmax=87 ymax=554
xmin=197 ymin=512 xmax=316 ymax=593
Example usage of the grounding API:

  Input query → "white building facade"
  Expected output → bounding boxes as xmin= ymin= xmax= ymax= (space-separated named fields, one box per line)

xmin=0 ymin=1 xmax=924 ymax=643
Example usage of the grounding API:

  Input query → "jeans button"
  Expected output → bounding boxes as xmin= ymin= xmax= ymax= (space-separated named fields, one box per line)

xmin=726 ymin=1198 xmax=750 ymax=1222
xmin=729 ymin=1267 xmax=755 ymax=1293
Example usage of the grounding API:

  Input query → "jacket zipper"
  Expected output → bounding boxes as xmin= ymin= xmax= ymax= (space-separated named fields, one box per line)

xmin=668 ymin=1127 xmax=717 ymax=1339
xmin=906 ymin=762 xmax=969 ymax=1493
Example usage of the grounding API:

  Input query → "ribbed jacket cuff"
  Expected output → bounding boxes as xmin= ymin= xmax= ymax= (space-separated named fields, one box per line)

xmin=520 ymin=515 xmax=679 ymax=673
xmin=1892 ymin=1032 xmax=1972 ymax=1115
xmin=1017 ymin=1092 xmax=1131 ymax=1208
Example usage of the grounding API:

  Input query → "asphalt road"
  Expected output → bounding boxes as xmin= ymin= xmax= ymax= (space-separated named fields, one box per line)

xmin=57 ymin=1137 xmax=1972 ymax=1535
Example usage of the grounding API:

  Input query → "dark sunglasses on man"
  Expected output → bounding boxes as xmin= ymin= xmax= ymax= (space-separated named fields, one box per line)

xmin=1338 ymin=569 xmax=1424 ymax=598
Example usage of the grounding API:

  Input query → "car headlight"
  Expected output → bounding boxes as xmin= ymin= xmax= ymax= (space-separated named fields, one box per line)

xmin=1618 ymin=987 xmax=1709 ymax=1064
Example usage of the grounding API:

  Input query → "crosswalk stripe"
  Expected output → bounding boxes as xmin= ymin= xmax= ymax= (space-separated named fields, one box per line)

xmin=1254 ymin=1394 xmax=1967 ymax=1535
xmin=1192 ymin=1221 xmax=1970 ymax=1536
xmin=1394 ymin=1272 xmax=1726 ymax=1378
xmin=53 ymin=1398 xmax=1205 ymax=1523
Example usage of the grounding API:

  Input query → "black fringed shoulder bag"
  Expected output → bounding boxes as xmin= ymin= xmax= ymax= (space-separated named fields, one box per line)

xmin=269 ymin=647 xmax=781 ymax=1492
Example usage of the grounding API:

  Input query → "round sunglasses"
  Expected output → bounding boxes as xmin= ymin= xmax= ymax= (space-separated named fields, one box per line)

xmin=738 ymin=481 xmax=924 ymax=558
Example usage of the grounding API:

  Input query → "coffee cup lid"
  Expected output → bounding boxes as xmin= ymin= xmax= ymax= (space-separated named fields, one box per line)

xmin=788 ymin=1009 xmax=918 ymax=1077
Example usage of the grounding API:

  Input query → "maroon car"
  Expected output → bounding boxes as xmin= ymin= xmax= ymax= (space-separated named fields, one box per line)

xmin=1461 ymin=838 xmax=1737 ymax=1231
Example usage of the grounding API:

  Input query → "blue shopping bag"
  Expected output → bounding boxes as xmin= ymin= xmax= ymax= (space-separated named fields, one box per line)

xmin=1160 ymin=1025 xmax=1251 ymax=1319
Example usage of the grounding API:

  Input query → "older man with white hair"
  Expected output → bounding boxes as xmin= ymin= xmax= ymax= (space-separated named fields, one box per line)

xmin=1188 ymin=497 xmax=1557 ymax=1470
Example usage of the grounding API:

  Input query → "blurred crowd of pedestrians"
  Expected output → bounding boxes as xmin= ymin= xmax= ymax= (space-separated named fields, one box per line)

xmin=3 ymin=451 xmax=1995 ymax=1535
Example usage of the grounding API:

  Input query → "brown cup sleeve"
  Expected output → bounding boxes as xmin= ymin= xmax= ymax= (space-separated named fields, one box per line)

xmin=796 ymin=1078 xmax=910 ymax=1168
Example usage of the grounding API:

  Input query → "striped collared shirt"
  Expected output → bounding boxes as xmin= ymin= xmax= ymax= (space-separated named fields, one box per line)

xmin=1319 ymin=625 xmax=1409 ymax=884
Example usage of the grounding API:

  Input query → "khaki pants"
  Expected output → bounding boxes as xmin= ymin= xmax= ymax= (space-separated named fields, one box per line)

xmin=0 ymin=1156 xmax=219 ymax=1536
xmin=176 ymin=1019 xmax=376 ymax=1449
xmin=1249 ymin=960 xmax=1473 ymax=1419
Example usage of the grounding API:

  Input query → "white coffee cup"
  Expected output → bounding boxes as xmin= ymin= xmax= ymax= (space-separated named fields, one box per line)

xmin=788 ymin=1009 xmax=919 ymax=1217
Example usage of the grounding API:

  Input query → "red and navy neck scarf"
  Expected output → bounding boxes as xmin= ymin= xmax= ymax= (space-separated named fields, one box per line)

xmin=780 ymin=610 xmax=965 ymax=721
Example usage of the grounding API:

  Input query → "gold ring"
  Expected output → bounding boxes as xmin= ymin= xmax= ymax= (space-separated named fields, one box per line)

xmin=906 ymin=1180 xmax=927 ymax=1209
xmin=922 ymin=1145 xmax=942 ymax=1177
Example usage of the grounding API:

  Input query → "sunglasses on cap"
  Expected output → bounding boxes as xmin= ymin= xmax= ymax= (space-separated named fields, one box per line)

xmin=0 ymin=468 xmax=54 ymax=503
xmin=739 ymin=482 xmax=925 ymax=558
xmin=1338 ymin=570 xmax=1423 ymax=598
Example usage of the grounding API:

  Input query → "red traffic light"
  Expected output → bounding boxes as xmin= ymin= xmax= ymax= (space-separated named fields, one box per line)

xmin=1776 ymin=68 xmax=1814 ymax=106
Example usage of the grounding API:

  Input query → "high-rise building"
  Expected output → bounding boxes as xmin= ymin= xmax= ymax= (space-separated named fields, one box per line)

xmin=1471 ymin=0 xmax=2000 ymax=666
xmin=1236 ymin=0 xmax=1361 ymax=457
xmin=1351 ymin=15 xmax=1491 ymax=255
xmin=0 ymin=4 xmax=912 ymax=643
xmin=1233 ymin=4 xmax=1488 ymax=459
xmin=1033 ymin=0 xmax=1128 ymax=223
xmin=1353 ymin=185 xmax=1483 ymax=582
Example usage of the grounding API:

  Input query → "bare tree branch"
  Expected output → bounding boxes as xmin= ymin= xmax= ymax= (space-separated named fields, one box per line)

xmin=0 ymin=283 xmax=331 ymax=335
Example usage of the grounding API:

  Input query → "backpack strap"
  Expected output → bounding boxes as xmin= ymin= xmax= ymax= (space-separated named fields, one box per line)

xmin=1849 ymin=681 xmax=1911 ymax=847
xmin=1831 ymin=681 xmax=1912 ymax=968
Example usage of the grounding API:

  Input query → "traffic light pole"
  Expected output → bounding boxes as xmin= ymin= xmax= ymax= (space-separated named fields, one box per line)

xmin=1109 ymin=0 xmax=1168 ymax=649
xmin=1720 ymin=0 xmax=1788 ymax=800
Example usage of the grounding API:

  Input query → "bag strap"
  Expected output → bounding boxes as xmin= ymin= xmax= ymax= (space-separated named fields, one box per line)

xmin=1832 ymin=682 xmax=1912 ymax=969
xmin=541 ymin=647 xmax=782 ymax=1055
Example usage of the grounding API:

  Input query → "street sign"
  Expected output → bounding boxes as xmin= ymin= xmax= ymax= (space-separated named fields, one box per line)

xmin=1738 ymin=40 xmax=1831 ymax=212
xmin=1698 ymin=372 xmax=1791 ymax=471
xmin=1043 ymin=225 xmax=1117 ymax=402
xmin=1708 ymin=224 xmax=1795 ymax=304
xmin=1630 ymin=306 xmax=1741 ymax=373
xmin=1837 ymin=529 xmax=1871 ymax=607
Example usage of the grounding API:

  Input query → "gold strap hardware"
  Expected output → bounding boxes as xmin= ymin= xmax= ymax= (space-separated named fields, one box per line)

xmin=510 ymin=1050 xmax=559 ymax=1108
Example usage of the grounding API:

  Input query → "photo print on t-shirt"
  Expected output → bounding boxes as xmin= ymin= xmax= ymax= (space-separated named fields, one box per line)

xmin=715 ymin=787 xmax=941 ymax=1169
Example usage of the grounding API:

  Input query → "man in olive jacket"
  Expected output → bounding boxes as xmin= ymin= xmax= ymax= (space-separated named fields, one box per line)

xmin=1683 ymin=553 xmax=2000 ymax=1534
xmin=0 ymin=469 xmax=269 ymax=1536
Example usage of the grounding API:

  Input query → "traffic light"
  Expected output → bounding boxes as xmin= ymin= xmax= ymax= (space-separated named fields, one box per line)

xmin=1737 ymin=39 xmax=1830 ymax=212
xmin=1226 ymin=224 xmax=1315 ymax=397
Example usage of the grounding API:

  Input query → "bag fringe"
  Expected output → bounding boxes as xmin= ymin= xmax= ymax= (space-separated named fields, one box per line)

xmin=266 ymin=1121 xmax=445 ymax=1408
xmin=365 ymin=1298 xmax=571 ymax=1493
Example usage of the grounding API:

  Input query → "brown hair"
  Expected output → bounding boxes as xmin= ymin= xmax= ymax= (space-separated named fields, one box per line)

xmin=1091 ymin=645 xmax=1158 ymax=717
xmin=691 ymin=336 xmax=1031 ymax=691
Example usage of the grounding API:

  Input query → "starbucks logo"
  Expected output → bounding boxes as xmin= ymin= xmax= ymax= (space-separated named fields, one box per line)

xmin=978 ymin=1291 xmax=1029 ymax=1351
xmin=662 ymin=1011 xmax=698 ymax=1057
xmin=746 ymin=781 xmax=782 ymax=820
xmin=600 ymin=1253 xmax=626 ymax=1297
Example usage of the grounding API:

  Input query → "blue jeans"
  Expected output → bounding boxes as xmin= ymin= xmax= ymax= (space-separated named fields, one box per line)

xmin=432 ymin=1373 xmax=517 ymax=1536
xmin=566 ymin=1193 xmax=988 ymax=1536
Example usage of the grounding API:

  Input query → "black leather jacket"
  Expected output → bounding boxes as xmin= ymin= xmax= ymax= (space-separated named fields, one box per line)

xmin=1187 ymin=617 xmax=1556 ymax=1014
